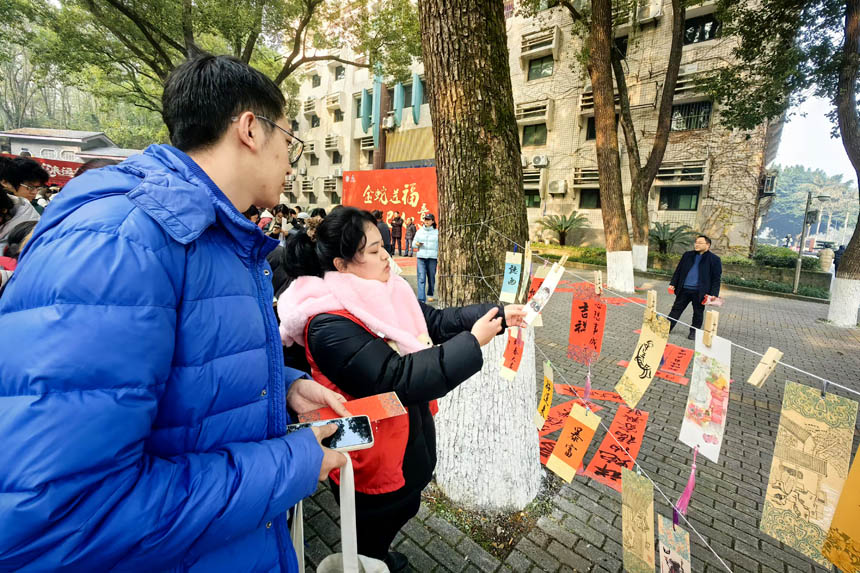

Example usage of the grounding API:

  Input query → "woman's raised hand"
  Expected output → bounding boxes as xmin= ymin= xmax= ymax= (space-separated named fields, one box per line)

xmin=471 ymin=307 xmax=504 ymax=346
xmin=504 ymin=304 xmax=527 ymax=327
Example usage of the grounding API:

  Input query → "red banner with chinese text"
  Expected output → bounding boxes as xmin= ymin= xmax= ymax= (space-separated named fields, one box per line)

xmin=342 ymin=167 xmax=439 ymax=225
xmin=582 ymin=405 xmax=649 ymax=491
xmin=567 ymin=298 xmax=606 ymax=365
xmin=1 ymin=153 xmax=81 ymax=186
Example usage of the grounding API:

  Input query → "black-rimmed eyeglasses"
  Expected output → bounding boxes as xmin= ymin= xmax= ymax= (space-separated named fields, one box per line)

xmin=232 ymin=115 xmax=304 ymax=165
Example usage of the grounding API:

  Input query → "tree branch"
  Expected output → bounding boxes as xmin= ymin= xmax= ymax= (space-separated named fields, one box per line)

xmin=182 ymin=0 xmax=202 ymax=58
xmin=275 ymin=0 xmax=323 ymax=85
xmin=240 ymin=1 xmax=264 ymax=63
xmin=560 ymin=0 xmax=585 ymax=23
xmin=612 ymin=54 xmax=641 ymax=184
xmin=837 ymin=0 xmax=860 ymax=179
xmin=98 ymin=0 xmax=177 ymax=72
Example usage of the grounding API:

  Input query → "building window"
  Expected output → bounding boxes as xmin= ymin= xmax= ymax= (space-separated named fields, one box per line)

xmin=40 ymin=148 xmax=57 ymax=159
xmin=579 ymin=189 xmax=601 ymax=209
xmin=291 ymin=119 xmax=300 ymax=132
xmin=585 ymin=115 xmax=618 ymax=140
xmin=684 ymin=14 xmax=722 ymax=45
xmin=659 ymin=186 xmax=700 ymax=211
xmin=525 ymin=189 xmax=541 ymax=208
xmin=332 ymin=150 xmax=342 ymax=164
xmin=310 ymin=154 xmax=319 ymax=166
xmin=354 ymin=94 xmax=362 ymax=118
xmin=311 ymin=114 xmax=320 ymax=128
xmin=366 ymin=150 xmax=374 ymax=164
xmin=312 ymin=74 xmax=321 ymax=88
xmin=527 ymin=55 xmax=554 ymax=81
xmin=330 ymin=193 xmax=341 ymax=205
xmin=334 ymin=65 xmax=345 ymax=81
xmin=671 ymin=101 xmax=712 ymax=131
xmin=334 ymin=109 xmax=344 ymax=122
xmin=416 ymin=78 xmax=426 ymax=105
xmin=403 ymin=84 xmax=413 ymax=107
xmin=522 ymin=123 xmax=547 ymax=146
xmin=61 ymin=150 xmax=76 ymax=161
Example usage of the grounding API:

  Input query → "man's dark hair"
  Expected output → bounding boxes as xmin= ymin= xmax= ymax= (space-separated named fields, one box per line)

xmin=242 ymin=205 xmax=260 ymax=219
xmin=371 ymin=209 xmax=383 ymax=220
xmin=6 ymin=158 xmax=49 ymax=188
xmin=285 ymin=207 xmax=377 ymax=278
xmin=697 ymin=234 xmax=711 ymax=246
xmin=309 ymin=207 xmax=327 ymax=218
xmin=74 ymin=158 xmax=118 ymax=178
xmin=162 ymin=54 xmax=286 ymax=152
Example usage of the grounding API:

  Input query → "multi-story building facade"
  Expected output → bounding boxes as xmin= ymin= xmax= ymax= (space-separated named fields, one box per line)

xmin=288 ymin=0 xmax=782 ymax=253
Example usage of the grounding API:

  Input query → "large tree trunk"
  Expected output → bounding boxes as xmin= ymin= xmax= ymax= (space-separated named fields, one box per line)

xmin=615 ymin=0 xmax=685 ymax=271
xmin=590 ymin=0 xmax=634 ymax=292
xmin=419 ymin=0 xmax=540 ymax=510
xmin=829 ymin=0 xmax=860 ymax=327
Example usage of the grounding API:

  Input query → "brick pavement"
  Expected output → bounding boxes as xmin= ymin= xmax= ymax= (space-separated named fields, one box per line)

xmin=301 ymin=270 xmax=860 ymax=572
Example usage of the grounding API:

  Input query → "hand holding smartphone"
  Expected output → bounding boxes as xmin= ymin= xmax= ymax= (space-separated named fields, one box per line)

xmin=287 ymin=415 xmax=374 ymax=452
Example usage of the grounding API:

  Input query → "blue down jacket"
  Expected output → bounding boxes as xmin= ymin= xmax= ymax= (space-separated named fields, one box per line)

xmin=0 ymin=145 xmax=322 ymax=572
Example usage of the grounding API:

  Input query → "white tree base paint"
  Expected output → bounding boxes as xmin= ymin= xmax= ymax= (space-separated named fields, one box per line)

xmin=435 ymin=327 xmax=541 ymax=512
xmin=632 ymin=244 xmax=648 ymax=272
xmin=607 ymin=250 xmax=636 ymax=293
xmin=827 ymin=276 xmax=860 ymax=327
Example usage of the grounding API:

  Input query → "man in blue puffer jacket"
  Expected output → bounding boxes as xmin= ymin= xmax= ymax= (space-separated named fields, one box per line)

xmin=0 ymin=55 xmax=348 ymax=572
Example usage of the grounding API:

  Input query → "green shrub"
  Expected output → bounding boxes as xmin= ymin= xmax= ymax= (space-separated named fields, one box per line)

xmin=753 ymin=245 xmax=818 ymax=270
xmin=721 ymin=255 xmax=755 ymax=266
xmin=720 ymin=276 xmax=829 ymax=299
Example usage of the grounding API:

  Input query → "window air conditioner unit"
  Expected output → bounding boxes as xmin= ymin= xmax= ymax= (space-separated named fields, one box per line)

xmin=383 ymin=116 xmax=396 ymax=130
xmin=333 ymin=168 xmax=343 ymax=178
xmin=532 ymin=155 xmax=549 ymax=168
xmin=288 ymin=174 xmax=297 ymax=181
xmin=299 ymin=167 xmax=307 ymax=176
xmin=521 ymin=155 xmax=529 ymax=168
xmin=547 ymin=180 xmax=567 ymax=194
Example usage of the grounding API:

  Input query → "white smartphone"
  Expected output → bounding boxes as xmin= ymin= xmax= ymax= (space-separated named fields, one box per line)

xmin=286 ymin=415 xmax=374 ymax=452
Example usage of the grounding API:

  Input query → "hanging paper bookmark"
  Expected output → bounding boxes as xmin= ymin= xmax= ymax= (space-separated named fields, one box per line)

xmin=534 ymin=361 xmax=554 ymax=428
xmin=526 ymin=265 xmax=549 ymax=327
xmin=823 ymin=451 xmax=860 ymax=570
xmin=545 ymin=403 xmax=600 ymax=483
xmin=500 ymin=251 xmax=523 ymax=303
xmin=523 ymin=262 xmax=565 ymax=326
xmin=678 ymin=332 xmax=732 ymax=462
xmin=622 ymin=468 xmax=656 ymax=573
xmin=499 ymin=327 xmax=525 ymax=381
xmin=615 ymin=311 xmax=670 ymax=409
xmin=658 ymin=515 xmax=691 ymax=573
xmin=567 ymin=298 xmax=607 ymax=365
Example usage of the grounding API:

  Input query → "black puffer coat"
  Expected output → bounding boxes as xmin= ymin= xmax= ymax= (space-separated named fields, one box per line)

xmin=306 ymin=302 xmax=505 ymax=493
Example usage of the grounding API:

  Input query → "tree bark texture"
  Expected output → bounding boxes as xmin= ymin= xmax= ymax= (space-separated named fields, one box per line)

xmin=830 ymin=0 xmax=860 ymax=326
xmin=419 ymin=0 xmax=529 ymax=305
xmin=418 ymin=0 xmax=540 ymax=511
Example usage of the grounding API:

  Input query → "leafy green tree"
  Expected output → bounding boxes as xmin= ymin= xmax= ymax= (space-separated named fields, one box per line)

xmin=537 ymin=211 xmax=589 ymax=246
xmin=30 ymin=0 xmax=421 ymax=113
xmin=702 ymin=0 xmax=860 ymax=325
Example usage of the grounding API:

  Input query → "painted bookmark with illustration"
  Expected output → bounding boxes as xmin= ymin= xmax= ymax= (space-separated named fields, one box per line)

xmin=760 ymin=380 xmax=858 ymax=567
xmin=657 ymin=514 xmax=691 ymax=573
xmin=615 ymin=312 xmax=670 ymax=409
xmin=622 ymin=468 xmax=656 ymax=573
xmin=678 ymin=331 xmax=732 ymax=463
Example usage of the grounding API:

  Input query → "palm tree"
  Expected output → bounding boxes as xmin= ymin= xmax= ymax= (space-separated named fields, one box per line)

xmin=649 ymin=222 xmax=696 ymax=254
xmin=537 ymin=212 xmax=589 ymax=246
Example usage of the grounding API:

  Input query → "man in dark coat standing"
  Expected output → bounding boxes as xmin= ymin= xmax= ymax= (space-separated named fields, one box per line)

xmin=373 ymin=209 xmax=393 ymax=255
xmin=668 ymin=234 xmax=722 ymax=340
xmin=390 ymin=211 xmax=404 ymax=256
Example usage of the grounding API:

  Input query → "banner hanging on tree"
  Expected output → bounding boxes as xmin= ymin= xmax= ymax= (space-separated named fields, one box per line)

xmin=583 ymin=405 xmax=649 ymax=491
xmin=556 ymin=385 xmax=624 ymax=404
xmin=822 ymin=451 xmax=860 ymax=570
xmin=615 ymin=312 xmax=671 ymax=409
xmin=535 ymin=361 xmax=554 ymax=428
xmin=539 ymin=438 xmax=556 ymax=465
xmin=760 ymin=381 xmax=858 ymax=568
xmin=517 ymin=245 xmax=533 ymax=304
xmin=499 ymin=327 xmax=525 ymax=381
xmin=658 ymin=515 xmax=692 ymax=573
xmin=523 ymin=260 xmax=566 ymax=326
xmin=525 ymin=266 xmax=547 ymax=326
xmin=500 ymin=251 xmax=523 ymax=303
xmin=539 ymin=399 xmax=604 ymax=437
xmin=622 ymin=468 xmax=656 ymax=573
xmin=546 ymin=403 xmax=600 ymax=483
xmin=678 ymin=332 xmax=732 ymax=462
xmin=567 ymin=298 xmax=606 ymax=365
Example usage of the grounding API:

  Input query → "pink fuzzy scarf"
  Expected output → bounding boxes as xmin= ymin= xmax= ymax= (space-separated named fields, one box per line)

xmin=278 ymin=271 xmax=432 ymax=355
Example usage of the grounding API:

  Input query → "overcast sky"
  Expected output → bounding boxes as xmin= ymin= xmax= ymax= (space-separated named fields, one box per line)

xmin=773 ymin=96 xmax=857 ymax=185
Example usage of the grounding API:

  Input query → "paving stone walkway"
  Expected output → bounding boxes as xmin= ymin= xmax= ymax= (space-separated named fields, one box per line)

xmin=301 ymin=268 xmax=860 ymax=572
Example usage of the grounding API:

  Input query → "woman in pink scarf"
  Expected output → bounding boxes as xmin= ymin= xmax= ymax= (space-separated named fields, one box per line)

xmin=278 ymin=207 xmax=524 ymax=572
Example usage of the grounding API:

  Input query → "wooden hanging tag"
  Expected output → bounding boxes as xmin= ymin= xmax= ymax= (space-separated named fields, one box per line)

xmin=702 ymin=310 xmax=719 ymax=347
xmin=594 ymin=270 xmax=602 ymax=295
xmin=645 ymin=290 xmax=657 ymax=322
xmin=557 ymin=254 xmax=570 ymax=267
xmin=747 ymin=347 xmax=783 ymax=388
